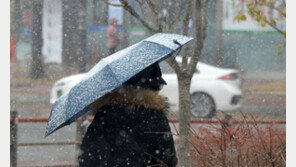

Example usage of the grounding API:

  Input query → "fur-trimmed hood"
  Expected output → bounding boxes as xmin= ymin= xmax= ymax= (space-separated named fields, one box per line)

xmin=90 ymin=87 xmax=169 ymax=113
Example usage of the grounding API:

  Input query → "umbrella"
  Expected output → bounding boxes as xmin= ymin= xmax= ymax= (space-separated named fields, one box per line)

xmin=45 ymin=33 xmax=193 ymax=137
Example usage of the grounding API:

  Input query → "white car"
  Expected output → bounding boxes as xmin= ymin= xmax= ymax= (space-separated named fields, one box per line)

xmin=50 ymin=59 xmax=242 ymax=118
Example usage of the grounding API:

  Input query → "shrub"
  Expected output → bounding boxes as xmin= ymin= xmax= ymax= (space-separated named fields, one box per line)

xmin=177 ymin=114 xmax=286 ymax=167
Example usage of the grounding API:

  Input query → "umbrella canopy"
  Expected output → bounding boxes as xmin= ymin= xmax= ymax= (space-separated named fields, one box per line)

xmin=45 ymin=33 xmax=193 ymax=137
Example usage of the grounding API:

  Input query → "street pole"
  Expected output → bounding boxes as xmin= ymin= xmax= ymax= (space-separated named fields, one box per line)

xmin=216 ymin=0 xmax=223 ymax=67
xmin=10 ymin=111 xmax=18 ymax=167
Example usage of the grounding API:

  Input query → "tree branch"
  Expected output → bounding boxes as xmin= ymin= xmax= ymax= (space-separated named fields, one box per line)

xmin=146 ymin=0 xmax=161 ymax=32
xmin=166 ymin=56 xmax=181 ymax=76
xmin=135 ymin=0 xmax=144 ymax=6
xmin=202 ymin=0 xmax=210 ymax=40
xmin=167 ymin=0 xmax=183 ymax=33
xmin=101 ymin=0 xmax=124 ymax=7
xmin=263 ymin=4 xmax=286 ymax=17
xmin=169 ymin=0 xmax=186 ymax=32
xmin=169 ymin=10 xmax=186 ymax=31
xmin=188 ymin=0 xmax=204 ymax=77
xmin=164 ymin=1 xmax=174 ymax=31
xmin=135 ymin=0 xmax=148 ymax=23
xmin=281 ymin=0 xmax=286 ymax=7
xmin=118 ymin=0 xmax=158 ymax=33
xmin=181 ymin=0 xmax=192 ymax=69
xmin=266 ymin=20 xmax=285 ymax=36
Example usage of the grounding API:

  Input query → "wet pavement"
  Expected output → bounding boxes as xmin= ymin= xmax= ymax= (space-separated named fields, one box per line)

xmin=16 ymin=122 xmax=77 ymax=166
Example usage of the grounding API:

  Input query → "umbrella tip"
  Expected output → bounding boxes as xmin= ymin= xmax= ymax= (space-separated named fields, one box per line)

xmin=44 ymin=129 xmax=52 ymax=138
xmin=173 ymin=39 xmax=181 ymax=46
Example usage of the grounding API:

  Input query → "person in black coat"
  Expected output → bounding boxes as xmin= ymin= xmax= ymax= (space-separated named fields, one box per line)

xmin=78 ymin=62 xmax=178 ymax=167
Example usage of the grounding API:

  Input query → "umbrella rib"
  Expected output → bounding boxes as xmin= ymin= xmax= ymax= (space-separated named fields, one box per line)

xmin=144 ymin=40 xmax=173 ymax=51
xmin=144 ymin=36 xmax=193 ymax=51
xmin=105 ymin=64 xmax=121 ymax=84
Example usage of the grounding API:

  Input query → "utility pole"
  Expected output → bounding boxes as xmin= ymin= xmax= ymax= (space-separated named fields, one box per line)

xmin=30 ymin=0 xmax=45 ymax=79
xmin=216 ymin=0 xmax=223 ymax=67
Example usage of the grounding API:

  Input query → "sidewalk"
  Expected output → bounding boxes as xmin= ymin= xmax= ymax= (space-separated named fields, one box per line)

xmin=241 ymin=71 xmax=286 ymax=81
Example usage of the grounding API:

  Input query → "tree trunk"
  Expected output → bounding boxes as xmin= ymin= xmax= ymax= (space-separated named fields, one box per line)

xmin=98 ymin=0 xmax=108 ymax=25
xmin=102 ymin=1 xmax=109 ymax=25
xmin=30 ymin=0 xmax=45 ymax=79
xmin=177 ymin=74 xmax=192 ymax=167
xmin=62 ymin=0 xmax=80 ymax=67
xmin=92 ymin=0 xmax=97 ymax=25
xmin=10 ymin=0 xmax=21 ymax=43
xmin=215 ymin=0 xmax=223 ymax=67
xmin=103 ymin=2 xmax=210 ymax=167
xmin=78 ymin=0 xmax=87 ymax=73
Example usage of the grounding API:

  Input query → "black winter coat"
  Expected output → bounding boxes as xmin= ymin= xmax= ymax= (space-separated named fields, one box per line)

xmin=78 ymin=88 xmax=178 ymax=167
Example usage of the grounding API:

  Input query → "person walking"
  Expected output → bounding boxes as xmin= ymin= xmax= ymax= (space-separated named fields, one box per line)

xmin=78 ymin=62 xmax=178 ymax=167
xmin=107 ymin=17 xmax=121 ymax=55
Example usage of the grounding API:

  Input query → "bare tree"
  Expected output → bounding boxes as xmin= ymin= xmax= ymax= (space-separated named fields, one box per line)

xmin=103 ymin=0 xmax=210 ymax=166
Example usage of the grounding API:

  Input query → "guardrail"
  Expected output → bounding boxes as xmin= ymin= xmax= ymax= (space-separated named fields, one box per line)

xmin=10 ymin=115 xmax=286 ymax=124
xmin=10 ymin=111 xmax=286 ymax=167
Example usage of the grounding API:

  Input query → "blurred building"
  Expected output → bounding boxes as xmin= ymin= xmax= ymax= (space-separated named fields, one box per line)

xmin=195 ymin=0 xmax=285 ymax=72
xmin=13 ymin=0 xmax=285 ymax=72
xmin=77 ymin=0 xmax=287 ymax=72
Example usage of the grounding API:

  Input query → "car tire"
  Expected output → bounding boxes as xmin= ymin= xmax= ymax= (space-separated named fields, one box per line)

xmin=190 ymin=92 xmax=216 ymax=118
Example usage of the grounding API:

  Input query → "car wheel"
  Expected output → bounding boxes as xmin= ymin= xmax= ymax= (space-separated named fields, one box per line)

xmin=190 ymin=92 xmax=216 ymax=118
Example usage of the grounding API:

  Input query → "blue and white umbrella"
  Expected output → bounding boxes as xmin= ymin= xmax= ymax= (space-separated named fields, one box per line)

xmin=45 ymin=33 xmax=193 ymax=137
